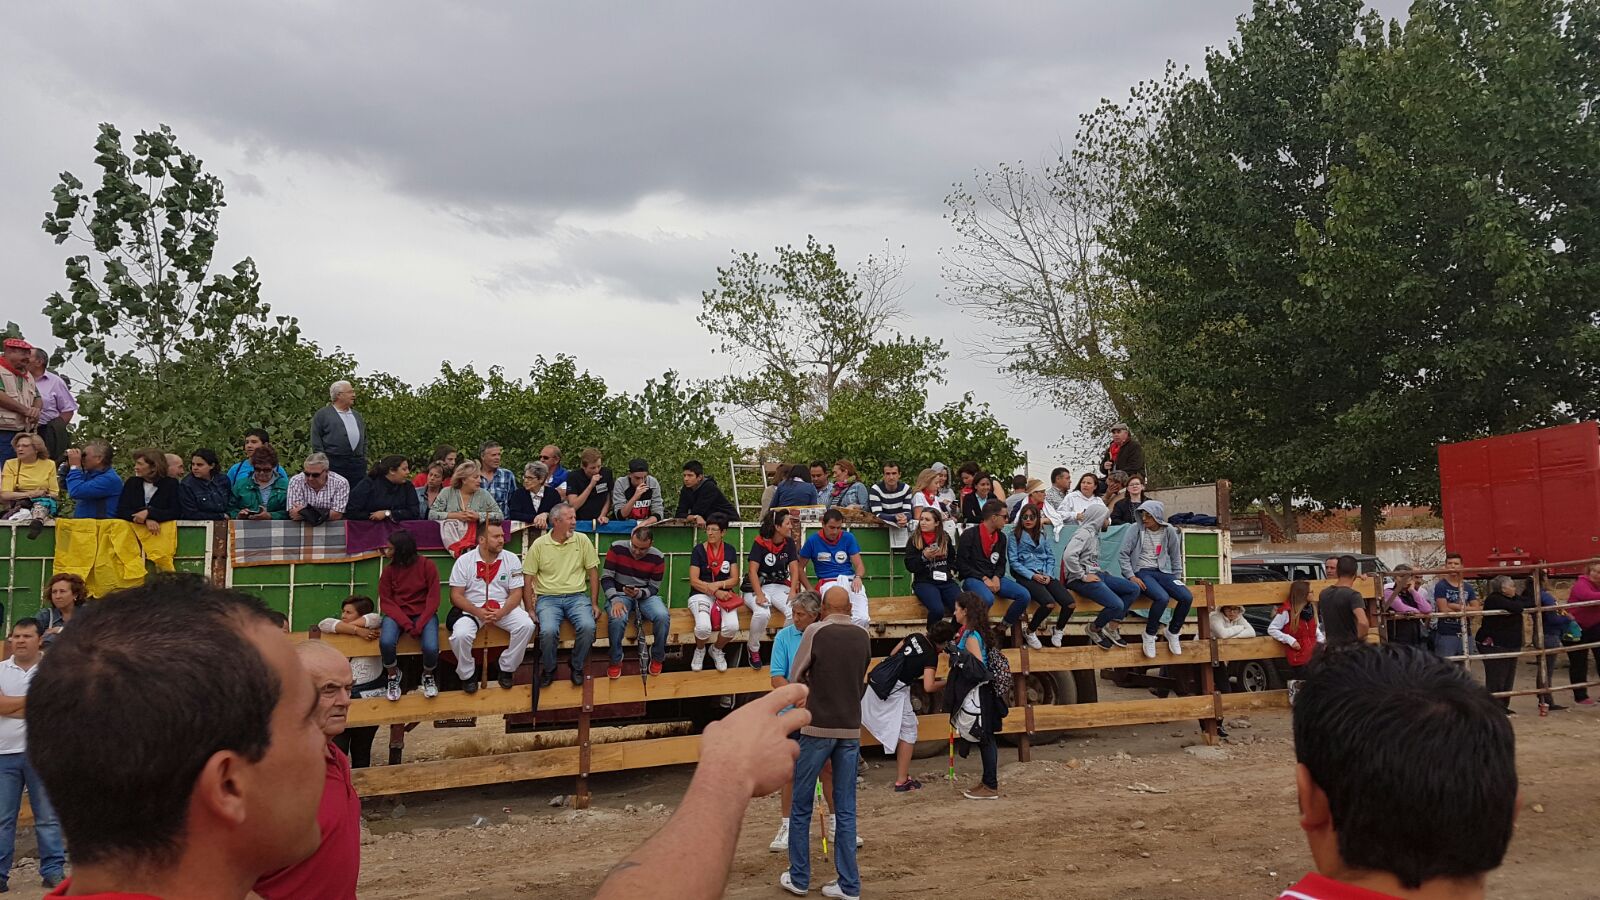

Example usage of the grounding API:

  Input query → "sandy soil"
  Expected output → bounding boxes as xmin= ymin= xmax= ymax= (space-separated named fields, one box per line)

xmin=6 ymin=684 xmax=1597 ymax=898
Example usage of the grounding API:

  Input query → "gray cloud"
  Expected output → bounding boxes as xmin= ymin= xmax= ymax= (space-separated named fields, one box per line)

xmin=476 ymin=228 xmax=725 ymax=304
xmin=0 ymin=1 xmax=1256 ymax=221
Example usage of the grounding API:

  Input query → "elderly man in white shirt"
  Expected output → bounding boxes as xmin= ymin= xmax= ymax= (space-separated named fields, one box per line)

xmin=447 ymin=520 xmax=536 ymax=693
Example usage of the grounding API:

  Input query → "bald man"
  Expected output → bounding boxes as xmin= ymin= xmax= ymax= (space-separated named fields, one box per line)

xmin=253 ymin=641 xmax=362 ymax=900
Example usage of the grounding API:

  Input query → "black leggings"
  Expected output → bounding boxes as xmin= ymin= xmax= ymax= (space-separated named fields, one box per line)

xmin=1569 ymin=623 xmax=1600 ymax=702
xmin=1480 ymin=650 xmax=1516 ymax=709
xmin=1019 ymin=578 xmax=1074 ymax=631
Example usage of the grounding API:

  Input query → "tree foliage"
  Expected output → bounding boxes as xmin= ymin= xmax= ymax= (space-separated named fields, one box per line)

xmin=788 ymin=384 xmax=1022 ymax=479
xmin=1095 ymin=0 xmax=1600 ymax=548
xmin=38 ymin=123 xmax=346 ymax=461
xmin=942 ymin=156 xmax=1138 ymax=449
xmin=698 ymin=236 xmax=946 ymax=446
xmin=360 ymin=356 xmax=740 ymax=475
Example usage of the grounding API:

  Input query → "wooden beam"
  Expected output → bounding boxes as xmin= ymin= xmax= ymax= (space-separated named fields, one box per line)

xmin=1023 ymin=695 xmax=1215 ymax=731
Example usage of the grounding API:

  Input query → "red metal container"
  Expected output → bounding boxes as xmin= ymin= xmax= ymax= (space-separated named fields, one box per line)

xmin=1437 ymin=421 xmax=1600 ymax=571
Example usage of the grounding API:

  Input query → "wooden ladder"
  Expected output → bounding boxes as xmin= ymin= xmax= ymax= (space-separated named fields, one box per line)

xmin=727 ymin=457 xmax=770 ymax=522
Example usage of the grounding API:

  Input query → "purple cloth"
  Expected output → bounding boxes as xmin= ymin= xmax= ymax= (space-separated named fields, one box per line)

xmin=344 ymin=519 xmax=447 ymax=556
xmin=34 ymin=371 xmax=76 ymax=424
xmin=1384 ymin=586 xmax=1433 ymax=615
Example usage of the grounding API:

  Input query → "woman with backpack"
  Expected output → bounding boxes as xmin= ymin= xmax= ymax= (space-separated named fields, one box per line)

xmin=1268 ymin=580 xmax=1324 ymax=680
xmin=948 ymin=591 xmax=1007 ymax=800
xmin=862 ymin=619 xmax=955 ymax=793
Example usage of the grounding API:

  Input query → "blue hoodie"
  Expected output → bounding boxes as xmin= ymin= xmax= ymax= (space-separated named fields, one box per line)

xmin=66 ymin=466 xmax=124 ymax=519
xmin=1118 ymin=499 xmax=1184 ymax=580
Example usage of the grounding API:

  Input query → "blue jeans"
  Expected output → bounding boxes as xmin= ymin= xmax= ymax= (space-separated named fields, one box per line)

xmin=913 ymin=580 xmax=961 ymax=625
xmin=788 ymin=735 xmax=860 ymax=896
xmin=1067 ymin=574 xmax=1141 ymax=629
xmin=1136 ymin=569 xmax=1194 ymax=635
xmin=0 ymin=753 xmax=64 ymax=882
xmin=963 ymin=576 xmax=1031 ymax=617
xmin=1435 ymin=632 xmax=1464 ymax=659
xmin=607 ymin=593 xmax=671 ymax=663
xmin=537 ymin=593 xmax=597 ymax=675
xmin=380 ymin=615 xmax=439 ymax=670
xmin=0 ymin=434 xmax=14 ymax=466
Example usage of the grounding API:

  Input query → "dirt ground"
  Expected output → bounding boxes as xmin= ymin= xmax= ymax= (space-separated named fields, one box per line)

xmin=5 ymin=681 xmax=1598 ymax=898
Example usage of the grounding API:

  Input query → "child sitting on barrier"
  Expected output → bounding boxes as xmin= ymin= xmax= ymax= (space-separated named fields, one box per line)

xmin=1209 ymin=604 xmax=1256 ymax=640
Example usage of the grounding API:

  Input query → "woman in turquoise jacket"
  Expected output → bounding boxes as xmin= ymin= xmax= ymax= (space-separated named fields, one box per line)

xmin=1006 ymin=504 xmax=1074 ymax=649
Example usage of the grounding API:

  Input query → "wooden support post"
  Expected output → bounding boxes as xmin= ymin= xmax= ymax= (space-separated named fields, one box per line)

xmin=1369 ymin=566 xmax=1385 ymax=645
xmin=210 ymin=524 xmax=230 ymax=588
xmin=1533 ymin=567 xmax=1549 ymax=715
xmin=1199 ymin=582 xmax=1220 ymax=746
xmin=1013 ymin=620 xmax=1032 ymax=763
xmin=388 ymin=723 xmax=408 ymax=766
xmin=1214 ymin=480 xmax=1232 ymax=531
xmin=576 ymin=666 xmax=593 ymax=810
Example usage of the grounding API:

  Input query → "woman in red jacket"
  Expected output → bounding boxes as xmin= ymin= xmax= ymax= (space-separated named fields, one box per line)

xmin=378 ymin=529 xmax=442 ymax=701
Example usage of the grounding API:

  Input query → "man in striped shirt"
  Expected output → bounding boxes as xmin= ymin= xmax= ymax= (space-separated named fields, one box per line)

xmin=867 ymin=461 xmax=912 ymax=529
xmin=600 ymin=526 xmax=671 ymax=678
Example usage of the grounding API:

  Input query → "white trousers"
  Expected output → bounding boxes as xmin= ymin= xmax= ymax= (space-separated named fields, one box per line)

xmin=815 ymin=574 xmax=871 ymax=628
xmin=449 ymin=606 xmax=536 ymax=680
xmin=744 ymin=583 xmax=794 ymax=650
xmin=687 ymin=593 xmax=740 ymax=642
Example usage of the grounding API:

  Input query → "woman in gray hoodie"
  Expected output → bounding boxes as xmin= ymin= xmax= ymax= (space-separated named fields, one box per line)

xmin=1060 ymin=504 xmax=1141 ymax=650
xmin=1118 ymin=499 xmax=1192 ymax=659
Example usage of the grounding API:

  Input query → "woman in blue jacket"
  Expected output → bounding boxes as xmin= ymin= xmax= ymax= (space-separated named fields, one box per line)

xmin=1007 ymin=504 xmax=1073 ymax=649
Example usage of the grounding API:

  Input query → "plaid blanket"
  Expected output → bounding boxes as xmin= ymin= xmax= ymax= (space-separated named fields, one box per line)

xmin=229 ymin=520 xmax=360 ymax=567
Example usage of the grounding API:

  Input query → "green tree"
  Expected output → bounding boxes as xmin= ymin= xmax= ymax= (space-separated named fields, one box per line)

xmin=1296 ymin=0 xmax=1600 ymax=542
xmin=698 ymin=236 xmax=945 ymax=446
xmin=360 ymin=356 xmax=738 ymax=478
xmin=788 ymin=386 xmax=1022 ymax=480
xmin=1093 ymin=0 xmax=1372 ymax=539
xmin=39 ymin=123 xmax=349 ymax=463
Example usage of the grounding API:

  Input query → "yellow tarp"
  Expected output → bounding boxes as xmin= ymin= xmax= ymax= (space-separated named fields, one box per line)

xmin=52 ymin=520 xmax=176 ymax=597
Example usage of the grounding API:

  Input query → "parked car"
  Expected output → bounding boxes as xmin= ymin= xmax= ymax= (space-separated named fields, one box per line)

xmin=1231 ymin=552 xmax=1389 ymax=582
xmin=1230 ymin=564 xmax=1288 ymax=584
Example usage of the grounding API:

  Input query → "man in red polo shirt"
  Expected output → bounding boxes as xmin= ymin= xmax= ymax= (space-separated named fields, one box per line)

xmin=254 ymin=640 xmax=363 ymax=900
xmin=1278 ymin=645 xmax=1515 ymax=899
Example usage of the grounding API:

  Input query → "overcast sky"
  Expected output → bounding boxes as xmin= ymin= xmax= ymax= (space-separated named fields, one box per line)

xmin=0 ymin=1 xmax=1406 ymax=475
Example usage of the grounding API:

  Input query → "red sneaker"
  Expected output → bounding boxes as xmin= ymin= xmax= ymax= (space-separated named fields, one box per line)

xmin=606 ymin=664 xmax=622 ymax=680
xmin=648 ymin=660 xmax=663 ymax=676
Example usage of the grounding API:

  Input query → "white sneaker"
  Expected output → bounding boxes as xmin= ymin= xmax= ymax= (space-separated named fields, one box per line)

xmin=420 ymin=674 xmax=439 ymax=699
xmin=769 ymin=820 xmax=790 ymax=852
xmin=384 ymin=673 xmax=402 ymax=702
xmin=691 ymin=646 xmax=706 ymax=672
xmin=779 ymin=871 xmax=808 ymax=896
xmin=1049 ymin=627 xmax=1064 ymax=648
xmin=821 ymin=883 xmax=859 ymax=900
xmin=826 ymin=815 xmax=863 ymax=847
xmin=709 ymin=647 xmax=728 ymax=672
xmin=1024 ymin=631 xmax=1042 ymax=650
xmin=1161 ymin=626 xmax=1182 ymax=655
xmin=1141 ymin=632 xmax=1157 ymax=659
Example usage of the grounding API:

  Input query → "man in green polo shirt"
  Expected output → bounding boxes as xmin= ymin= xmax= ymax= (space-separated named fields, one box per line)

xmin=525 ymin=503 xmax=600 ymax=688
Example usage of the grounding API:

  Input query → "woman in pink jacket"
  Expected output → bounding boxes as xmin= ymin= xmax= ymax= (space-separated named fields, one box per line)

xmin=1384 ymin=564 xmax=1434 ymax=648
xmin=1567 ymin=560 xmax=1600 ymax=705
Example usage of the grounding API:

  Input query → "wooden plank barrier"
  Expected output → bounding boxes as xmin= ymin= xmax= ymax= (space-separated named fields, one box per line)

xmin=340 ymin=580 xmax=1306 ymax=802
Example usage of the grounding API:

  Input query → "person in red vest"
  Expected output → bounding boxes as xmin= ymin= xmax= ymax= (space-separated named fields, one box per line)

xmin=1268 ymin=581 xmax=1325 ymax=688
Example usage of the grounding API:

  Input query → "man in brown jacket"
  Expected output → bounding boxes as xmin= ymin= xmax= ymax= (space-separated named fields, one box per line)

xmin=781 ymin=585 xmax=869 ymax=899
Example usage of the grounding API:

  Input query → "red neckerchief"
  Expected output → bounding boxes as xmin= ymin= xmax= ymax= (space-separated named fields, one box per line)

xmin=703 ymin=541 xmax=726 ymax=579
xmin=1109 ymin=441 xmax=1122 ymax=462
xmin=829 ymin=480 xmax=847 ymax=501
xmin=754 ymin=536 xmax=787 ymax=556
xmin=475 ymin=557 xmax=503 ymax=610
xmin=919 ymin=529 xmax=939 ymax=548
xmin=818 ymin=530 xmax=841 ymax=546
xmin=978 ymin=523 xmax=998 ymax=556
xmin=920 ymin=489 xmax=936 ymax=505
xmin=960 ymin=485 xmax=973 ymax=496
xmin=0 ymin=358 xmax=25 ymax=377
